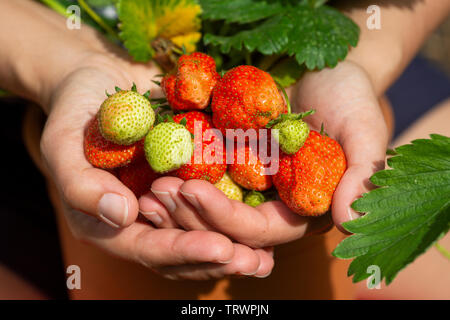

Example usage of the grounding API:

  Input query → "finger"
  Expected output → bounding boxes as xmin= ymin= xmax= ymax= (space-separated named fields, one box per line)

xmin=41 ymin=121 xmax=139 ymax=228
xmin=332 ymin=114 xmax=388 ymax=232
xmin=158 ymin=243 xmax=266 ymax=280
xmin=253 ymin=247 xmax=275 ymax=278
xmin=138 ymin=191 xmax=179 ymax=228
xmin=150 ymin=176 xmax=213 ymax=231
xmin=179 ymin=179 xmax=313 ymax=248
xmin=65 ymin=209 xmax=235 ymax=269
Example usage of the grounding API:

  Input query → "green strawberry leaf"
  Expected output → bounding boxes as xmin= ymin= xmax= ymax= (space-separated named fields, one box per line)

xmin=199 ymin=0 xmax=285 ymax=24
xmin=201 ymin=2 xmax=359 ymax=70
xmin=204 ymin=14 xmax=292 ymax=56
xmin=269 ymin=57 xmax=305 ymax=88
xmin=285 ymin=5 xmax=359 ymax=69
xmin=307 ymin=0 xmax=329 ymax=9
xmin=333 ymin=134 xmax=450 ymax=285
xmin=116 ymin=0 xmax=154 ymax=62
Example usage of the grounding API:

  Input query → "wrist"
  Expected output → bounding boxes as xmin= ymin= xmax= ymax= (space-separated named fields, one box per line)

xmin=339 ymin=6 xmax=405 ymax=96
xmin=0 ymin=0 xmax=112 ymax=113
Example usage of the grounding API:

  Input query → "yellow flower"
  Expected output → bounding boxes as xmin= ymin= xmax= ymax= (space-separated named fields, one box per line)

xmin=153 ymin=0 xmax=202 ymax=53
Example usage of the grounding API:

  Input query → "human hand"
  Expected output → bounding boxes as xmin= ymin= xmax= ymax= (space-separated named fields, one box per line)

xmin=139 ymin=60 xmax=388 ymax=244
xmin=291 ymin=60 xmax=389 ymax=231
xmin=40 ymin=51 xmax=274 ymax=280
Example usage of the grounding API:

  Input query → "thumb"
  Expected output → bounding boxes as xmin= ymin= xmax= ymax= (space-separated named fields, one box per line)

xmin=331 ymin=117 xmax=388 ymax=232
xmin=41 ymin=119 xmax=139 ymax=228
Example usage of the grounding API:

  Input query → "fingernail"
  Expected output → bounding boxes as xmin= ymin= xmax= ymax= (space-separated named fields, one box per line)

xmin=151 ymin=189 xmax=177 ymax=213
xmin=215 ymin=259 xmax=232 ymax=264
xmin=237 ymin=271 xmax=257 ymax=276
xmin=347 ymin=207 xmax=361 ymax=221
xmin=98 ymin=193 xmax=128 ymax=228
xmin=179 ymin=190 xmax=202 ymax=211
xmin=140 ymin=211 xmax=163 ymax=226
xmin=255 ymin=271 xmax=272 ymax=279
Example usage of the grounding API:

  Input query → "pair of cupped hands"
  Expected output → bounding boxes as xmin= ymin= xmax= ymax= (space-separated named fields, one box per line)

xmin=40 ymin=49 xmax=388 ymax=281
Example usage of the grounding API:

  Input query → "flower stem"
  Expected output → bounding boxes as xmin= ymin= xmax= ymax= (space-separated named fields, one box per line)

xmin=435 ymin=243 xmax=450 ymax=260
xmin=77 ymin=0 xmax=120 ymax=42
xmin=40 ymin=0 xmax=70 ymax=17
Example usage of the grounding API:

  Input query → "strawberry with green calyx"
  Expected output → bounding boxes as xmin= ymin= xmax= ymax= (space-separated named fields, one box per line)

xmin=144 ymin=121 xmax=193 ymax=173
xmin=171 ymin=111 xmax=227 ymax=184
xmin=118 ymin=159 xmax=159 ymax=198
xmin=214 ymin=172 xmax=244 ymax=202
xmin=99 ymin=84 xmax=155 ymax=145
xmin=266 ymin=85 xmax=315 ymax=155
xmin=162 ymin=52 xmax=220 ymax=111
xmin=84 ymin=117 xmax=145 ymax=169
xmin=211 ymin=65 xmax=286 ymax=134
xmin=273 ymin=130 xmax=346 ymax=216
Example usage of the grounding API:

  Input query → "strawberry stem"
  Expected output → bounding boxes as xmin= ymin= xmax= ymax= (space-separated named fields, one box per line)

xmin=276 ymin=82 xmax=291 ymax=114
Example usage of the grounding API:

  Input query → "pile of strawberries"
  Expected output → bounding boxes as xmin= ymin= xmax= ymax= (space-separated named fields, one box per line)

xmin=84 ymin=52 xmax=346 ymax=217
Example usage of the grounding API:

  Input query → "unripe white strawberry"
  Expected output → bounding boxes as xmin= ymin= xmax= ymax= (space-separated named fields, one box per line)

xmin=144 ymin=122 xmax=193 ymax=173
xmin=99 ymin=87 xmax=155 ymax=145
xmin=214 ymin=173 xmax=244 ymax=202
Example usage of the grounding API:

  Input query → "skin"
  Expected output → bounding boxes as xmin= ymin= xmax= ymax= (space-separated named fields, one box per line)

xmin=0 ymin=0 xmax=449 ymax=282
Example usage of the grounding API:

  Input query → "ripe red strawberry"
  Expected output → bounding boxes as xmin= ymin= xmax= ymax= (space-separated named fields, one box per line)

xmin=118 ymin=160 xmax=159 ymax=198
xmin=161 ymin=74 xmax=185 ymax=110
xmin=273 ymin=131 xmax=346 ymax=216
xmin=228 ymin=143 xmax=273 ymax=191
xmin=173 ymin=111 xmax=212 ymax=135
xmin=171 ymin=111 xmax=226 ymax=183
xmin=211 ymin=65 xmax=286 ymax=135
xmin=162 ymin=52 xmax=220 ymax=111
xmin=84 ymin=117 xmax=144 ymax=169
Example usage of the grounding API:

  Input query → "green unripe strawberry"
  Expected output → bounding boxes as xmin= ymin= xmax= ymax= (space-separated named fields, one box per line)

xmin=144 ymin=122 xmax=193 ymax=173
xmin=244 ymin=191 xmax=266 ymax=207
xmin=99 ymin=89 xmax=155 ymax=145
xmin=214 ymin=173 xmax=244 ymax=202
xmin=272 ymin=119 xmax=310 ymax=154
xmin=265 ymin=83 xmax=315 ymax=154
